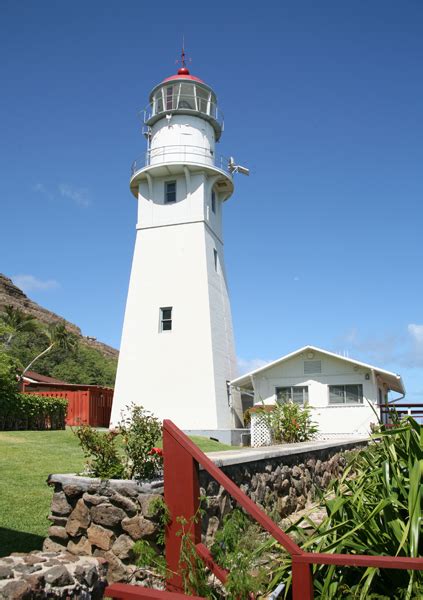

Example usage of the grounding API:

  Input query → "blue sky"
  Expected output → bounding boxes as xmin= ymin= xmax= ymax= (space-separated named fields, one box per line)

xmin=1 ymin=1 xmax=423 ymax=401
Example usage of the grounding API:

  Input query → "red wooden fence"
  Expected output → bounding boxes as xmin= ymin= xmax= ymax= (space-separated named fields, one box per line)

xmin=23 ymin=387 xmax=113 ymax=427
xmin=106 ymin=419 xmax=423 ymax=600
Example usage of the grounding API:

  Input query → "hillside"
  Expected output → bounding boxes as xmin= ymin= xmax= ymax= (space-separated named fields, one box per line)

xmin=0 ymin=274 xmax=118 ymax=360
xmin=0 ymin=274 xmax=118 ymax=386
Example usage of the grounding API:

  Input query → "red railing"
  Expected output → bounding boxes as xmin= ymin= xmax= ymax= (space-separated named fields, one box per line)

xmin=106 ymin=419 xmax=423 ymax=600
xmin=378 ymin=403 xmax=423 ymax=424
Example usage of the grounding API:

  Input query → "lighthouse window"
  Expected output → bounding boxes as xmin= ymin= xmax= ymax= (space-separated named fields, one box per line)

xmin=165 ymin=181 xmax=176 ymax=203
xmin=160 ymin=307 xmax=172 ymax=332
xmin=211 ymin=190 xmax=216 ymax=213
xmin=166 ymin=86 xmax=173 ymax=110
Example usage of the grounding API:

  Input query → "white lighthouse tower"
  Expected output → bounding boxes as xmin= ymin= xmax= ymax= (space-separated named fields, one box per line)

xmin=110 ymin=54 xmax=242 ymax=432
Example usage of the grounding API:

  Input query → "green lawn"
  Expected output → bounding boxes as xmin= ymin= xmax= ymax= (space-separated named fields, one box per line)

xmin=0 ymin=428 xmax=232 ymax=557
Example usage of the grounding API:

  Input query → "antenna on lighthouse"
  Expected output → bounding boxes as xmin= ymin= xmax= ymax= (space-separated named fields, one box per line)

xmin=228 ymin=157 xmax=250 ymax=176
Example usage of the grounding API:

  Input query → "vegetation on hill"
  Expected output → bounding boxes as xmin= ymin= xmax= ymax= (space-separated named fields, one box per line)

xmin=9 ymin=330 xmax=116 ymax=386
xmin=0 ymin=306 xmax=117 ymax=386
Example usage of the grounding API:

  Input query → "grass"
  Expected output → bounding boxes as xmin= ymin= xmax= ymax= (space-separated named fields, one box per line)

xmin=0 ymin=428 xmax=233 ymax=557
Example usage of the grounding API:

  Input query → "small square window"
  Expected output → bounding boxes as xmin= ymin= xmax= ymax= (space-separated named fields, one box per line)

xmin=211 ymin=190 xmax=216 ymax=213
xmin=160 ymin=307 xmax=172 ymax=332
xmin=165 ymin=181 xmax=176 ymax=203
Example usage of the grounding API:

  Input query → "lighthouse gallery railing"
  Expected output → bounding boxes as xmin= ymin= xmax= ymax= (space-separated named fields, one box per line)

xmin=131 ymin=145 xmax=231 ymax=176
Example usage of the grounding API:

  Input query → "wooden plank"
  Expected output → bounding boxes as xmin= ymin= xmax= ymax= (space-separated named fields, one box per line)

xmin=163 ymin=420 xmax=302 ymax=556
xmin=195 ymin=543 xmax=229 ymax=584
xmin=105 ymin=583 xmax=205 ymax=600
xmin=164 ymin=424 xmax=201 ymax=592
xmin=295 ymin=553 xmax=423 ymax=570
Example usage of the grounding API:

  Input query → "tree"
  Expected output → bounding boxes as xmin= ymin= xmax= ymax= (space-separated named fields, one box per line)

xmin=0 ymin=305 xmax=39 ymax=348
xmin=21 ymin=321 xmax=77 ymax=376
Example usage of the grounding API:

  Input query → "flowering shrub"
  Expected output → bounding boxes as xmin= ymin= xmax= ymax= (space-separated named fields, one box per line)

xmin=75 ymin=403 xmax=162 ymax=480
xmin=270 ymin=401 xmax=318 ymax=443
xmin=252 ymin=401 xmax=318 ymax=443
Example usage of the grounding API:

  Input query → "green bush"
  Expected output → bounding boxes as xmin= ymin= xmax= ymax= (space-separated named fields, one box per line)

xmin=253 ymin=400 xmax=318 ymax=443
xmin=0 ymin=392 xmax=67 ymax=430
xmin=119 ymin=403 xmax=162 ymax=479
xmin=75 ymin=424 xmax=125 ymax=479
xmin=74 ymin=403 xmax=163 ymax=480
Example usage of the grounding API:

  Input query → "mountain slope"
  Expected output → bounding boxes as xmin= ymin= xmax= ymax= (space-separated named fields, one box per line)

xmin=0 ymin=274 xmax=118 ymax=360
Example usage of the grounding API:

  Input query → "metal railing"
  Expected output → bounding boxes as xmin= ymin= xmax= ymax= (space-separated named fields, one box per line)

xmin=131 ymin=145 xmax=231 ymax=177
xmin=106 ymin=420 xmax=423 ymax=600
xmin=141 ymin=94 xmax=223 ymax=130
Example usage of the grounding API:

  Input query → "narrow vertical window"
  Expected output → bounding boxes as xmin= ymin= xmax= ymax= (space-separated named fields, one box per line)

xmin=166 ymin=86 xmax=173 ymax=110
xmin=213 ymin=248 xmax=218 ymax=271
xmin=211 ymin=190 xmax=216 ymax=213
xmin=165 ymin=181 xmax=176 ymax=203
xmin=160 ymin=307 xmax=172 ymax=332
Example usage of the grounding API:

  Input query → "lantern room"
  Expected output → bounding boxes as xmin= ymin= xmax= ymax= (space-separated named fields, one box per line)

xmin=143 ymin=67 xmax=223 ymax=141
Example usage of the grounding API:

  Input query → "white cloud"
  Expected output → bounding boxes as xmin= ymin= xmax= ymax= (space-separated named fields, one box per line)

xmin=237 ymin=357 xmax=269 ymax=376
xmin=408 ymin=324 xmax=423 ymax=345
xmin=12 ymin=274 xmax=59 ymax=293
xmin=31 ymin=182 xmax=91 ymax=207
xmin=58 ymin=183 xmax=91 ymax=207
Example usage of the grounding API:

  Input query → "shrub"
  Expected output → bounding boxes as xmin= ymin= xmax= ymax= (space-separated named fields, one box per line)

xmin=118 ymin=404 xmax=162 ymax=479
xmin=75 ymin=424 xmax=125 ymax=479
xmin=252 ymin=401 xmax=318 ymax=443
xmin=74 ymin=403 xmax=162 ymax=480
xmin=0 ymin=391 xmax=67 ymax=430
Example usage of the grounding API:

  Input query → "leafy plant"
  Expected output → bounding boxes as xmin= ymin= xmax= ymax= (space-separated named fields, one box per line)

xmin=74 ymin=404 xmax=162 ymax=480
xmin=0 ymin=389 xmax=67 ymax=430
xmin=75 ymin=424 xmax=125 ymax=479
xmin=260 ymin=400 xmax=319 ymax=443
xmin=0 ymin=305 xmax=39 ymax=348
xmin=211 ymin=508 xmax=269 ymax=598
xmin=21 ymin=321 xmax=77 ymax=376
xmin=176 ymin=511 xmax=219 ymax=599
xmin=266 ymin=417 xmax=422 ymax=599
xmin=132 ymin=539 xmax=168 ymax=578
xmin=118 ymin=403 xmax=162 ymax=479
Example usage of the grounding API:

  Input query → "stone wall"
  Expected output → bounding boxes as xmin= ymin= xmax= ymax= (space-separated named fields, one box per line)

xmin=45 ymin=439 xmax=367 ymax=583
xmin=0 ymin=551 xmax=106 ymax=599
xmin=199 ymin=441 xmax=365 ymax=542
xmin=45 ymin=475 xmax=164 ymax=584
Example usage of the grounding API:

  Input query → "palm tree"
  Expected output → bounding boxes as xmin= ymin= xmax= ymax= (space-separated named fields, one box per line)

xmin=0 ymin=305 xmax=39 ymax=348
xmin=21 ymin=321 xmax=77 ymax=376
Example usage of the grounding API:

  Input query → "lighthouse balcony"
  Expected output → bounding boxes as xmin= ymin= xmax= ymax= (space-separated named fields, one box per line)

xmin=130 ymin=145 xmax=233 ymax=198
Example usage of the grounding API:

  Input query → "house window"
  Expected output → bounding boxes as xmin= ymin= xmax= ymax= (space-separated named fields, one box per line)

xmin=211 ymin=190 xmax=216 ymax=213
xmin=329 ymin=384 xmax=363 ymax=405
xmin=165 ymin=181 xmax=176 ymax=203
xmin=160 ymin=307 xmax=172 ymax=332
xmin=276 ymin=386 xmax=309 ymax=405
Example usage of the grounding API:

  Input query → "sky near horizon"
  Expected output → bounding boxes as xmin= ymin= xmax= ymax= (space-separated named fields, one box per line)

xmin=1 ymin=1 xmax=423 ymax=402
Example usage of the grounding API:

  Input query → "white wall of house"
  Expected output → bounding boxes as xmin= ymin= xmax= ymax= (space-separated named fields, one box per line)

xmin=250 ymin=351 xmax=383 ymax=435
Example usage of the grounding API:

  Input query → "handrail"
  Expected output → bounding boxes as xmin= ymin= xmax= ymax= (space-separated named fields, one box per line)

xmin=163 ymin=419 xmax=423 ymax=600
xmin=131 ymin=146 xmax=231 ymax=177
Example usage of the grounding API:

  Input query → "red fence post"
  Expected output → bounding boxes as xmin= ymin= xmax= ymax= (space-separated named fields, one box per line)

xmin=164 ymin=422 xmax=201 ymax=592
xmin=292 ymin=557 xmax=314 ymax=600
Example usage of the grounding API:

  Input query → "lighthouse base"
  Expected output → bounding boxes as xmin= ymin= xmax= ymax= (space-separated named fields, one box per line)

xmin=183 ymin=428 xmax=249 ymax=447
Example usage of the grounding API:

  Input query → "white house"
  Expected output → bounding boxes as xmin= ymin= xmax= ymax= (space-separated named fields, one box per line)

xmin=230 ymin=346 xmax=405 ymax=437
